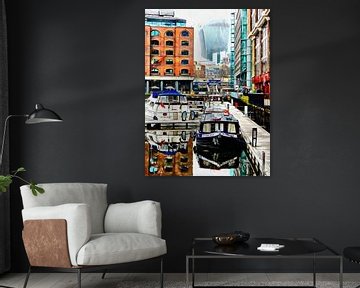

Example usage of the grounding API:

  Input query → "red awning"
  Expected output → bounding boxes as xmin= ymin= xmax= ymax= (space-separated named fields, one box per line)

xmin=252 ymin=73 xmax=270 ymax=84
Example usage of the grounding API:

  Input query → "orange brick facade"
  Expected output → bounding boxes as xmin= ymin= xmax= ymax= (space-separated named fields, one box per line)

xmin=145 ymin=26 xmax=194 ymax=77
xmin=145 ymin=26 xmax=151 ymax=76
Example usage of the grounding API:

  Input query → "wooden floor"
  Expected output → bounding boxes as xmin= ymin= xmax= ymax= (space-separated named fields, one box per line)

xmin=0 ymin=273 xmax=359 ymax=288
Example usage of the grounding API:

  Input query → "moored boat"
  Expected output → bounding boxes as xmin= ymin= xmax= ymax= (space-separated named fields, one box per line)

xmin=145 ymin=87 xmax=196 ymax=123
xmin=195 ymin=109 xmax=246 ymax=151
xmin=187 ymin=94 xmax=206 ymax=116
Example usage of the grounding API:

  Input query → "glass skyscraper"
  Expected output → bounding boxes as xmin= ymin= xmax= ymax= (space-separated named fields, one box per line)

xmin=198 ymin=19 xmax=230 ymax=61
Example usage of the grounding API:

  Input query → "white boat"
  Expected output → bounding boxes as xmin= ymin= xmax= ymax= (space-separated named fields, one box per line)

xmin=145 ymin=88 xmax=196 ymax=123
xmin=187 ymin=94 xmax=206 ymax=115
xmin=145 ymin=129 xmax=192 ymax=155
xmin=204 ymin=94 xmax=224 ymax=107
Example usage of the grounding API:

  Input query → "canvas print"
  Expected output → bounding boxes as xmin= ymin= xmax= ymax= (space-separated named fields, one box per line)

xmin=145 ymin=9 xmax=270 ymax=176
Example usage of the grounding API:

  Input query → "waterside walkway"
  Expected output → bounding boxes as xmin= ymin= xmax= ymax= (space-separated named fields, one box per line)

xmin=229 ymin=105 xmax=270 ymax=176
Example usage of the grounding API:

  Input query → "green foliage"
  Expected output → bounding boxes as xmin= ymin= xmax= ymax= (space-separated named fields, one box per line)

xmin=15 ymin=167 xmax=26 ymax=173
xmin=0 ymin=175 xmax=12 ymax=192
xmin=30 ymin=182 xmax=44 ymax=196
xmin=0 ymin=167 xmax=43 ymax=196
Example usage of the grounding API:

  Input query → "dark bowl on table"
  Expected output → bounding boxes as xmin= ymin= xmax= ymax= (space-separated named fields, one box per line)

xmin=212 ymin=234 xmax=238 ymax=245
xmin=233 ymin=230 xmax=250 ymax=242
xmin=212 ymin=231 xmax=250 ymax=245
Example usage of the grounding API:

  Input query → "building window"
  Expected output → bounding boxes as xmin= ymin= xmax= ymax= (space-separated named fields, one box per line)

xmin=151 ymin=58 xmax=160 ymax=65
xmin=251 ymin=10 xmax=256 ymax=29
xmin=150 ymin=30 xmax=160 ymax=37
xmin=181 ymin=30 xmax=189 ymax=37
xmin=151 ymin=49 xmax=159 ymax=55
xmin=166 ymin=59 xmax=174 ymax=64
xmin=262 ymin=26 xmax=268 ymax=60
xmin=151 ymin=39 xmax=159 ymax=45
xmin=181 ymin=40 xmax=189 ymax=46
xmin=151 ymin=68 xmax=159 ymax=74
xmin=165 ymin=68 xmax=174 ymax=75
xmin=180 ymin=69 xmax=189 ymax=75
xmin=181 ymin=50 xmax=189 ymax=56
xmin=181 ymin=59 xmax=189 ymax=65
xmin=165 ymin=30 xmax=174 ymax=36
xmin=166 ymin=50 xmax=173 ymax=55
xmin=166 ymin=40 xmax=174 ymax=46
xmin=255 ymin=36 xmax=261 ymax=75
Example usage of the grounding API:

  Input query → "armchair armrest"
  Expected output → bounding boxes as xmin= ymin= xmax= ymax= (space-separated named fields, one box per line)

xmin=104 ymin=200 xmax=162 ymax=237
xmin=22 ymin=203 xmax=91 ymax=266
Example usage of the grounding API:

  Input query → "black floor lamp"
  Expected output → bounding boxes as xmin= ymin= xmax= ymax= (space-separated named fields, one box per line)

xmin=0 ymin=103 xmax=62 ymax=288
xmin=0 ymin=103 xmax=63 ymax=167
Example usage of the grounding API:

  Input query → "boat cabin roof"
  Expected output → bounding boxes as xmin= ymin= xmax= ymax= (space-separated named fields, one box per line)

xmin=152 ymin=89 xmax=183 ymax=98
xmin=201 ymin=112 xmax=239 ymax=123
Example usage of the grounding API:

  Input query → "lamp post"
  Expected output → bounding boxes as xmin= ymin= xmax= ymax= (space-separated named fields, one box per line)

xmin=0 ymin=104 xmax=63 ymax=168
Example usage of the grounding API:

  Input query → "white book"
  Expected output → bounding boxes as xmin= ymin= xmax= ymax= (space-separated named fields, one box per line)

xmin=257 ymin=243 xmax=285 ymax=251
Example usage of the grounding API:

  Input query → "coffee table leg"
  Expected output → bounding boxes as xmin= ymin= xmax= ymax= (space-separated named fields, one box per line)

xmin=185 ymin=257 xmax=195 ymax=288
xmin=186 ymin=257 xmax=189 ymax=288
xmin=313 ymin=254 xmax=316 ymax=287
xmin=192 ymin=257 xmax=195 ymax=288
xmin=339 ymin=256 xmax=343 ymax=288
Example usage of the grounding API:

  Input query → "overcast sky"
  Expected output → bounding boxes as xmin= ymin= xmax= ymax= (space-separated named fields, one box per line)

xmin=174 ymin=9 xmax=233 ymax=61
xmin=173 ymin=9 xmax=233 ymax=27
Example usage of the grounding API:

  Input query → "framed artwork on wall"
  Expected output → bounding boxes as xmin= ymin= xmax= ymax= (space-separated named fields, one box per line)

xmin=145 ymin=9 xmax=270 ymax=176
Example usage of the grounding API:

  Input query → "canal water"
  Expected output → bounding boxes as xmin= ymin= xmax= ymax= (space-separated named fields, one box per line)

xmin=145 ymin=127 xmax=256 ymax=176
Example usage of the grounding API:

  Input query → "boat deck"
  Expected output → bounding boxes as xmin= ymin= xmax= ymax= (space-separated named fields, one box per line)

xmin=145 ymin=119 xmax=199 ymax=129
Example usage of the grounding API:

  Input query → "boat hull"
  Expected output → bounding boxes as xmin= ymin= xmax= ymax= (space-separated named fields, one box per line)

xmin=195 ymin=147 xmax=240 ymax=169
xmin=196 ymin=132 xmax=246 ymax=151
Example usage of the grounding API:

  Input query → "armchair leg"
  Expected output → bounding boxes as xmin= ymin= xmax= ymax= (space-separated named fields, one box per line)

xmin=160 ymin=257 xmax=164 ymax=288
xmin=23 ymin=266 xmax=31 ymax=288
xmin=101 ymin=270 xmax=107 ymax=279
xmin=77 ymin=268 xmax=81 ymax=288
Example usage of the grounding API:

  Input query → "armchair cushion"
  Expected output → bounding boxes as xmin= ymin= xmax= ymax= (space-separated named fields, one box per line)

xmin=21 ymin=183 xmax=108 ymax=234
xmin=104 ymin=200 xmax=162 ymax=237
xmin=76 ymin=233 xmax=166 ymax=266
xmin=22 ymin=203 xmax=91 ymax=266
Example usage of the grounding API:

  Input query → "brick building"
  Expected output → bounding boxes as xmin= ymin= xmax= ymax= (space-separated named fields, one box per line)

xmin=145 ymin=10 xmax=194 ymax=94
xmin=194 ymin=61 xmax=206 ymax=79
xmin=248 ymin=9 xmax=270 ymax=94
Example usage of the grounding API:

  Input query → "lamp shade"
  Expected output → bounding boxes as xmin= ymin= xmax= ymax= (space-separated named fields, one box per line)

xmin=25 ymin=104 xmax=63 ymax=124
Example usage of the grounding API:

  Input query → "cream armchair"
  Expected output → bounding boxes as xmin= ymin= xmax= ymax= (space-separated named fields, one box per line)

xmin=20 ymin=183 xmax=166 ymax=288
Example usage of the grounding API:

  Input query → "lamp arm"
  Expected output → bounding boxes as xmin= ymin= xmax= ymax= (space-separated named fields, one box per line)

xmin=0 ymin=114 xmax=28 ymax=169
